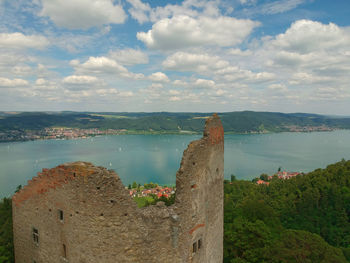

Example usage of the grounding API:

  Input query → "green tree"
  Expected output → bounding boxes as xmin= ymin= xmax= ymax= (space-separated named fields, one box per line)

xmin=269 ymin=230 xmax=347 ymax=263
xmin=14 ymin=185 xmax=21 ymax=193
xmin=0 ymin=197 xmax=14 ymax=263
xmin=259 ymin=173 xmax=269 ymax=181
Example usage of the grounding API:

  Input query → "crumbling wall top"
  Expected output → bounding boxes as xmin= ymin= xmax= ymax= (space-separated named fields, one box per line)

xmin=203 ymin=113 xmax=224 ymax=145
xmin=12 ymin=162 xmax=114 ymax=206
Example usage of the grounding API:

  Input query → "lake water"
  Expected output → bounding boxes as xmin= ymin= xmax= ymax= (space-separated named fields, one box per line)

xmin=1 ymin=131 xmax=350 ymax=197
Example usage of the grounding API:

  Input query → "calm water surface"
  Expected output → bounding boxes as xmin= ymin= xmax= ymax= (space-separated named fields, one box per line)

xmin=1 ymin=131 xmax=350 ymax=197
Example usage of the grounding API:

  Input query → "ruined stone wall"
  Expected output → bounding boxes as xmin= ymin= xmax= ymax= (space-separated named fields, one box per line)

xmin=13 ymin=114 xmax=224 ymax=263
xmin=175 ymin=114 xmax=224 ymax=263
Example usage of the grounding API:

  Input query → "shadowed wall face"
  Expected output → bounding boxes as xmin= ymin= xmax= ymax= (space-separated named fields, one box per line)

xmin=12 ymin=114 xmax=224 ymax=263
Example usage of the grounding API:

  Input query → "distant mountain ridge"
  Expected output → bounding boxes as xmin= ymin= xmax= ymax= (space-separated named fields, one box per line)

xmin=1 ymin=111 xmax=350 ymax=136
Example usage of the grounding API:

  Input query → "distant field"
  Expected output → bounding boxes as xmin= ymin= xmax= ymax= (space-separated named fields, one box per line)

xmin=91 ymin=114 xmax=133 ymax=119
xmin=192 ymin=116 xmax=210 ymax=119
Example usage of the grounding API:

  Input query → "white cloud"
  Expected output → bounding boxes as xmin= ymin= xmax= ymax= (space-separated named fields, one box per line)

xmin=268 ymin=83 xmax=288 ymax=91
xmin=254 ymin=72 xmax=276 ymax=82
xmin=95 ymin=89 xmax=134 ymax=97
xmin=137 ymin=15 xmax=259 ymax=50
xmin=229 ymin=48 xmax=253 ymax=56
xmin=147 ymin=0 xmax=221 ymax=23
xmin=194 ymin=78 xmax=215 ymax=89
xmin=109 ymin=48 xmax=149 ymax=65
xmin=169 ymin=96 xmax=180 ymax=101
xmin=127 ymin=0 xmax=151 ymax=24
xmin=148 ymin=72 xmax=170 ymax=83
xmin=75 ymin=56 xmax=127 ymax=74
xmin=33 ymin=78 xmax=59 ymax=91
xmin=215 ymin=89 xmax=226 ymax=96
xmin=242 ymin=0 xmax=306 ymax=16
xmin=40 ymin=0 xmax=127 ymax=30
xmin=119 ymin=91 xmax=134 ymax=97
xmin=139 ymin=83 xmax=164 ymax=100
xmin=173 ymin=79 xmax=189 ymax=86
xmin=163 ymin=52 xmax=229 ymax=73
xmin=0 ymin=77 xmax=29 ymax=87
xmin=147 ymin=83 xmax=164 ymax=90
xmin=239 ymin=0 xmax=257 ymax=5
xmin=254 ymin=20 xmax=350 ymax=89
xmin=260 ymin=0 xmax=305 ymax=15
xmin=63 ymin=75 xmax=100 ymax=85
xmin=271 ymin=20 xmax=350 ymax=54
xmin=73 ymin=57 xmax=144 ymax=79
xmin=96 ymin=88 xmax=118 ymax=95
xmin=11 ymin=65 xmax=33 ymax=76
xmin=0 ymin=32 xmax=49 ymax=50
xmin=289 ymin=72 xmax=332 ymax=85
xmin=69 ymin=60 xmax=80 ymax=67
xmin=48 ymin=32 xmax=97 ymax=53
xmin=169 ymin=89 xmax=180 ymax=95
xmin=215 ymin=66 xmax=275 ymax=83
xmin=35 ymin=78 xmax=47 ymax=86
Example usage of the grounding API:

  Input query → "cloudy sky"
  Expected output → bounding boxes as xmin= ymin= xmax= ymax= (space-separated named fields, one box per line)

xmin=0 ymin=0 xmax=349 ymax=114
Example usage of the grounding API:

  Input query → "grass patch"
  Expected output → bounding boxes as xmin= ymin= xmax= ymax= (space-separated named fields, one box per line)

xmin=91 ymin=114 xmax=132 ymax=119
xmin=192 ymin=116 xmax=210 ymax=119
xmin=133 ymin=196 xmax=156 ymax=208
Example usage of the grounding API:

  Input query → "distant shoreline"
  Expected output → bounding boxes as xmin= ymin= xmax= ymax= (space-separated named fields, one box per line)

xmin=1 ymin=111 xmax=349 ymax=142
xmin=0 ymin=128 xmax=346 ymax=143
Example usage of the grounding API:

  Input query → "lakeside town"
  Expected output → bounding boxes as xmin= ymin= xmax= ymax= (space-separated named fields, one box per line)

xmin=283 ymin=125 xmax=336 ymax=132
xmin=0 ymin=127 xmax=128 ymax=142
xmin=127 ymin=170 xmax=300 ymax=201
xmin=126 ymin=182 xmax=176 ymax=207
xmin=128 ymin=184 xmax=175 ymax=199
xmin=255 ymin=171 xmax=301 ymax=185
xmin=0 ymin=125 xmax=339 ymax=143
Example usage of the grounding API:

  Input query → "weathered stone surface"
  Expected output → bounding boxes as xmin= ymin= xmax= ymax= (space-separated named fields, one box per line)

xmin=13 ymin=114 xmax=224 ymax=263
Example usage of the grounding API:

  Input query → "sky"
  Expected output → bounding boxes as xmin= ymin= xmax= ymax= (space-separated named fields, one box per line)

xmin=0 ymin=0 xmax=349 ymax=114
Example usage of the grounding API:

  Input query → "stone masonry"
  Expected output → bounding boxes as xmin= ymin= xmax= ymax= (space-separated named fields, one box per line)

xmin=12 ymin=114 xmax=224 ymax=263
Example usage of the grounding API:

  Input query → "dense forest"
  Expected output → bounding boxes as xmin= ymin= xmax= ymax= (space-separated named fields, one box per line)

xmin=0 ymin=198 xmax=13 ymax=263
xmin=1 ymin=160 xmax=350 ymax=262
xmin=224 ymin=159 xmax=350 ymax=262
xmin=1 ymin=111 xmax=350 ymax=135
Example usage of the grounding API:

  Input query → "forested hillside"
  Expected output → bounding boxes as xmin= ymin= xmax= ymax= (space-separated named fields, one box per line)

xmin=224 ymin=159 xmax=350 ymax=262
xmin=1 ymin=111 xmax=350 ymax=134
xmin=0 ymin=198 xmax=13 ymax=263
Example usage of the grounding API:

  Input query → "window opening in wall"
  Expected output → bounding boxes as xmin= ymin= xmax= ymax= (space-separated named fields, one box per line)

xmin=193 ymin=242 xmax=197 ymax=253
xmin=63 ymin=244 xmax=67 ymax=258
xmin=198 ymin=238 xmax=202 ymax=250
xmin=32 ymin=228 xmax=39 ymax=244
xmin=59 ymin=209 xmax=64 ymax=221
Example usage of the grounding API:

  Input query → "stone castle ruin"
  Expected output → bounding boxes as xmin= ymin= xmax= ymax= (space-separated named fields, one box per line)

xmin=12 ymin=114 xmax=224 ymax=263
